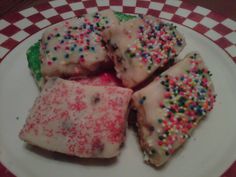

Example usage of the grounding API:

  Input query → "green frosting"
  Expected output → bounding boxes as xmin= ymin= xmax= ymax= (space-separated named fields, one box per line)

xmin=26 ymin=41 xmax=42 ymax=81
xmin=26 ymin=12 xmax=136 ymax=88
xmin=114 ymin=12 xmax=136 ymax=22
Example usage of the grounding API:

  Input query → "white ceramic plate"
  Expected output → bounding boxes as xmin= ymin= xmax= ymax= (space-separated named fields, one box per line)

xmin=0 ymin=1 xmax=236 ymax=177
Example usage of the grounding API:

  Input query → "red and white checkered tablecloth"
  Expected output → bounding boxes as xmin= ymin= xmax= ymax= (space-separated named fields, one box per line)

xmin=0 ymin=0 xmax=235 ymax=177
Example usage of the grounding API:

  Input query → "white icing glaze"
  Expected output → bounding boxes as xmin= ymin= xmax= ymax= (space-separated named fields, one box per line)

xmin=40 ymin=9 xmax=119 ymax=77
xmin=132 ymin=52 xmax=215 ymax=166
xmin=104 ymin=15 xmax=186 ymax=88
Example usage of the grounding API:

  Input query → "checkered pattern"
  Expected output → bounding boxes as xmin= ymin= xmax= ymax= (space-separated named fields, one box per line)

xmin=0 ymin=0 xmax=235 ymax=63
xmin=0 ymin=1 xmax=235 ymax=177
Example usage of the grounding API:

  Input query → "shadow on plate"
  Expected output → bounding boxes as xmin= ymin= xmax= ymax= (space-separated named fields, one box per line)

xmin=25 ymin=144 xmax=117 ymax=166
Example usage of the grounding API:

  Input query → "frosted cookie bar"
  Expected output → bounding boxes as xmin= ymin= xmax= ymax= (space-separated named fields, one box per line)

xmin=40 ymin=9 xmax=119 ymax=78
xmin=26 ymin=12 xmax=135 ymax=90
xmin=20 ymin=78 xmax=132 ymax=158
xmin=104 ymin=15 xmax=185 ymax=88
xmin=132 ymin=52 xmax=215 ymax=166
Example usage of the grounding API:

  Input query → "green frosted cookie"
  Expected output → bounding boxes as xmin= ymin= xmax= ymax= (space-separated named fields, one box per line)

xmin=114 ymin=11 xmax=137 ymax=22
xmin=26 ymin=12 xmax=136 ymax=89
xmin=26 ymin=41 xmax=45 ymax=89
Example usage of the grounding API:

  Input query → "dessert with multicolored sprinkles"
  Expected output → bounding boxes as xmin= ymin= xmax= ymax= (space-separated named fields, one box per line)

xmin=132 ymin=52 xmax=216 ymax=167
xmin=26 ymin=11 xmax=135 ymax=90
xmin=40 ymin=9 xmax=119 ymax=78
xmin=103 ymin=15 xmax=186 ymax=88
xmin=22 ymin=9 xmax=217 ymax=167
xmin=19 ymin=78 xmax=133 ymax=158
